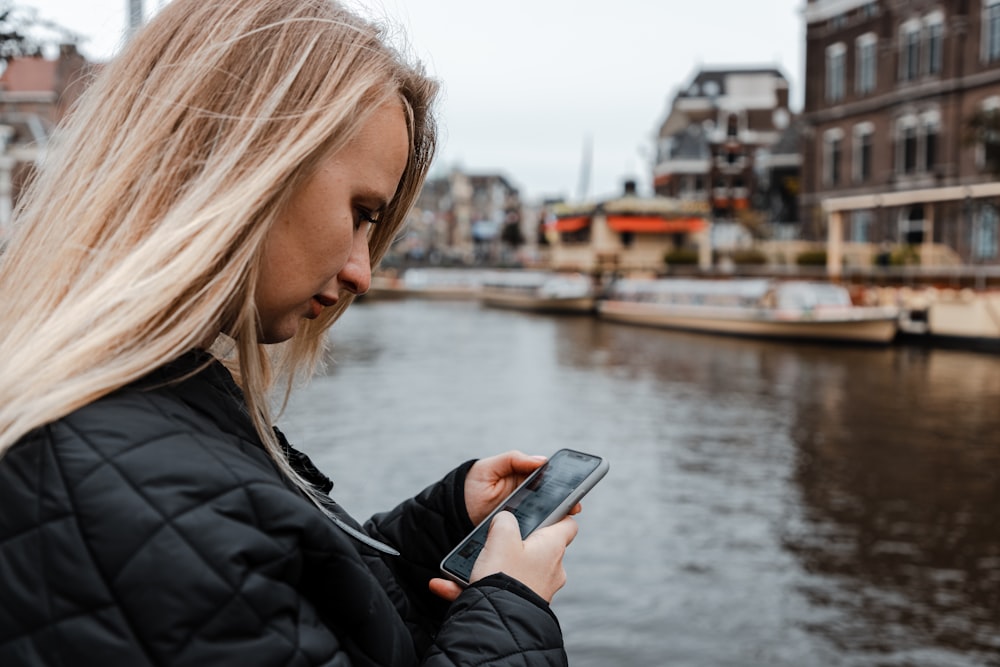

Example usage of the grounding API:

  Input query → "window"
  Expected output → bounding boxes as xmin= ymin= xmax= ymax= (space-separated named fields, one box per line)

xmin=826 ymin=43 xmax=846 ymax=102
xmin=853 ymin=123 xmax=874 ymax=182
xmin=985 ymin=0 xmax=1000 ymax=63
xmin=922 ymin=111 xmax=940 ymax=172
xmin=900 ymin=205 xmax=926 ymax=245
xmin=895 ymin=116 xmax=918 ymax=174
xmin=973 ymin=97 xmax=1000 ymax=172
xmin=824 ymin=129 xmax=844 ymax=186
xmin=851 ymin=210 xmax=872 ymax=242
xmin=900 ymin=20 xmax=921 ymax=81
xmin=832 ymin=139 xmax=842 ymax=185
xmin=903 ymin=126 xmax=917 ymax=173
xmin=973 ymin=205 xmax=999 ymax=260
xmin=856 ymin=34 xmax=878 ymax=94
xmin=925 ymin=13 xmax=943 ymax=75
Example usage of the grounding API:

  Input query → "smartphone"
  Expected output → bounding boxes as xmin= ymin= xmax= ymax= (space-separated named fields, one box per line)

xmin=439 ymin=448 xmax=609 ymax=586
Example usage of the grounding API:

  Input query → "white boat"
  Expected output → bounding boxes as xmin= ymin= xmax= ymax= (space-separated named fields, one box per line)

xmin=598 ymin=278 xmax=900 ymax=344
xmin=366 ymin=268 xmax=487 ymax=300
xmin=479 ymin=271 xmax=596 ymax=314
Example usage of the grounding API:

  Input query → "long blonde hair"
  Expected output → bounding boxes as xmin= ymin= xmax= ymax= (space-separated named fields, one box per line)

xmin=0 ymin=0 xmax=438 ymax=489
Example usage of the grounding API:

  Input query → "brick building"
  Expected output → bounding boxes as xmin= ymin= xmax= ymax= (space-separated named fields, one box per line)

xmin=403 ymin=169 xmax=523 ymax=265
xmin=0 ymin=44 xmax=95 ymax=233
xmin=801 ymin=0 xmax=1000 ymax=267
xmin=652 ymin=67 xmax=801 ymax=245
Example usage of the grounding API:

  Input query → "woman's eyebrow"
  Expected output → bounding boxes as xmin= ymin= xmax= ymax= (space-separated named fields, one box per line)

xmin=355 ymin=186 xmax=392 ymax=210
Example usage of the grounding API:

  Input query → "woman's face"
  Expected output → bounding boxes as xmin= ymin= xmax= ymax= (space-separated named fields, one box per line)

xmin=255 ymin=102 xmax=409 ymax=343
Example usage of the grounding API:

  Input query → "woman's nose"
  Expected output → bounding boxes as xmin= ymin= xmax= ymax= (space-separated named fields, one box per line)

xmin=339 ymin=235 xmax=371 ymax=296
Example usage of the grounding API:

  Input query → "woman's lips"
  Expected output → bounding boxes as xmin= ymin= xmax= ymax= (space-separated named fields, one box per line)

xmin=307 ymin=294 xmax=337 ymax=319
xmin=307 ymin=299 xmax=323 ymax=319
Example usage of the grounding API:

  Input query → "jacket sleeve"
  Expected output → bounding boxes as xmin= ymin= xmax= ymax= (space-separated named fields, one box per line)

xmin=363 ymin=464 xmax=568 ymax=667
xmin=424 ymin=575 xmax=567 ymax=667
xmin=364 ymin=462 xmax=475 ymax=591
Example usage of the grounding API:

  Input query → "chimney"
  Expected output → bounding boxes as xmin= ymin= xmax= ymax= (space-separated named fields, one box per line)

xmin=623 ymin=179 xmax=638 ymax=196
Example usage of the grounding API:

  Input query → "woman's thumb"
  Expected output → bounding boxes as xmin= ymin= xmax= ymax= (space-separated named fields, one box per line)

xmin=489 ymin=511 xmax=523 ymax=540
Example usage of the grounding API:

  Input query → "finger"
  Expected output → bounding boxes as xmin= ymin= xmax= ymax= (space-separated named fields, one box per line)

xmin=502 ymin=450 xmax=547 ymax=475
xmin=490 ymin=510 xmax=523 ymax=539
xmin=428 ymin=578 xmax=463 ymax=602
xmin=470 ymin=511 xmax=526 ymax=584
xmin=533 ymin=515 xmax=579 ymax=547
xmin=567 ymin=502 xmax=583 ymax=516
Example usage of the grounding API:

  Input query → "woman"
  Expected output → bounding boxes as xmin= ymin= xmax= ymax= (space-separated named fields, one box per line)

xmin=0 ymin=1 xmax=579 ymax=665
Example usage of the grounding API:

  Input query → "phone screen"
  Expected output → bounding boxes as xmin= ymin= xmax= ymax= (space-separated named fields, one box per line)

xmin=442 ymin=449 xmax=604 ymax=583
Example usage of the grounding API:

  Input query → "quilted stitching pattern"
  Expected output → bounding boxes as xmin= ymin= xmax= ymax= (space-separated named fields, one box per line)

xmin=0 ymin=356 xmax=567 ymax=666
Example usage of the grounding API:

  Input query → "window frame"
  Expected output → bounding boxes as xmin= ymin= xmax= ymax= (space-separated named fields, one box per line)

xmin=899 ymin=19 xmax=922 ymax=82
xmin=924 ymin=11 xmax=944 ymax=75
xmin=823 ymin=128 xmax=845 ymax=187
xmin=984 ymin=0 xmax=1000 ymax=63
xmin=856 ymin=33 xmax=878 ymax=95
xmin=852 ymin=122 xmax=875 ymax=183
xmin=921 ymin=109 xmax=940 ymax=173
xmin=826 ymin=42 xmax=846 ymax=103
xmin=973 ymin=204 xmax=999 ymax=260
xmin=894 ymin=115 xmax=918 ymax=175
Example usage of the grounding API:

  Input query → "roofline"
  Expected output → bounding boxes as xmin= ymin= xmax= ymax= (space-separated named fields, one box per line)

xmin=803 ymin=0 xmax=870 ymax=25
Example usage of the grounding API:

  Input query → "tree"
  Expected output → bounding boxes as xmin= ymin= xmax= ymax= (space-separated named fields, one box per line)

xmin=0 ymin=3 xmax=79 ymax=64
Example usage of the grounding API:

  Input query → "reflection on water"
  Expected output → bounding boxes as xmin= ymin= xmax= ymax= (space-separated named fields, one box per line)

xmin=283 ymin=300 xmax=1000 ymax=667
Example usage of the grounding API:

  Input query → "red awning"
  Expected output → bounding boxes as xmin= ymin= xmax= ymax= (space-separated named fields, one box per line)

xmin=606 ymin=216 xmax=707 ymax=234
xmin=552 ymin=216 xmax=590 ymax=232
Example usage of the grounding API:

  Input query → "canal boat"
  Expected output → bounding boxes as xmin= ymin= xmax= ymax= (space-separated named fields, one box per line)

xmin=479 ymin=271 xmax=597 ymax=314
xmin=597 ymin=278 xmax=900 ymax=344
xmin=896 ymin=287 xmax=1000 ymax=352
xmin=366 ymin=268 xmax=486 ymax=300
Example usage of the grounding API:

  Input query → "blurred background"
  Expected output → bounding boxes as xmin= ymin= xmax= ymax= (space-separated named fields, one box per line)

xmin=2 ymin=1 xmax=999 ymax=665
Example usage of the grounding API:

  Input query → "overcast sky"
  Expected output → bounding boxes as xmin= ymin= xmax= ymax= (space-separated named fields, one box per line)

xmin=22 ymin=0 xmax=805 ymax=203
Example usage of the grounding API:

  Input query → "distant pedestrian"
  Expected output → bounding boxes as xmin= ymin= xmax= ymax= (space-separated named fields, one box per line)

xmin=0 ymin=1 xmax=579 ymax=665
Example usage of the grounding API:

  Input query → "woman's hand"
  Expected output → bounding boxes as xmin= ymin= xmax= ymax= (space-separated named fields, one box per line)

xmin=462 ymin=450 xmax=547 ymax=525
xmin=428 ymin=512 xmax=579 ymax=604
xmin=428 ymin=450 xmax=582 ymax=603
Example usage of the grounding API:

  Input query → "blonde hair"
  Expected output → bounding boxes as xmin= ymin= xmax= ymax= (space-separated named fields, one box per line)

xmin=0 ymin=0 xmax=438 ymax=495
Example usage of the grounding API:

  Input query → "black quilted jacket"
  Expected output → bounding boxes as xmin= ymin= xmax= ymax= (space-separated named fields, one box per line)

xmin=0 ymin=351 xmax=567 ymax=666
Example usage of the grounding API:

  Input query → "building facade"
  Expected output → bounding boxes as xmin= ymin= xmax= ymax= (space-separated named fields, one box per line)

xmin=652 ymin=67 xmax=801 ymax=246
xmin=801 ymin=0 xmax=1000 ymax=266
xmin=0 ymin=44 xmax=94 ymax=235
xmin=546 ymin=181 xmax=711 ymax=275
xmin=400 ymin=169 xmax=523 ymax=265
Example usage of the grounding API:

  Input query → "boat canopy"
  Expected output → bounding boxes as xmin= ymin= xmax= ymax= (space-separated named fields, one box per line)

xmin=610 ymin=278 xmax=771 ymax=299
xmin=773 ymin=281 xmax=852 ymax=309
xmin=482 ymin=271 xmax=591 ymax=293
xmin=608 ymin=278 xmax=857 ymax=311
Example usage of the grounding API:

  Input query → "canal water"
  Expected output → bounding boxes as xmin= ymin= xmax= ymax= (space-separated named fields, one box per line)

xmin=281 ymin=299 xmax=1000 ymax=667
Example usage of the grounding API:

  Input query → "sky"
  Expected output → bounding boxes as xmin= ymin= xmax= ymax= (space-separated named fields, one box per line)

xmin=19 ymin=0 xmax=805 ymax=203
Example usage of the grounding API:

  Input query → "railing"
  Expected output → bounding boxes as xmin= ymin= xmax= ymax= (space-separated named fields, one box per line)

xmin=670 ymin=264 xmax=1000 ymax=289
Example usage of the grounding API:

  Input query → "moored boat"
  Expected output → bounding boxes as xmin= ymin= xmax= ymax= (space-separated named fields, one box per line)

xmin=598 ymin=278 xmax=899 ymax=344
xmin=479 ymin=271 xmax=596 ymax=314
xmin=366 ymin=268 xmax=486 ymax=300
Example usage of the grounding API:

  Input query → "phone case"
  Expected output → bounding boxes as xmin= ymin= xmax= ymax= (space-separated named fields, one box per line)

xmin=439 ymin=448 xmax=609 ymax=585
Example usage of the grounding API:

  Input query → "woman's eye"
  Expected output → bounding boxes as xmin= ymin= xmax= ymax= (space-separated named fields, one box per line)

xmin=355 ymin=208 xmax=381 ymax=229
